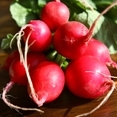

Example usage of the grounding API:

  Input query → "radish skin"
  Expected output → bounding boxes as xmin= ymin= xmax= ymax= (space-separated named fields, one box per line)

xmin=84 ymin=39 xmax=117 ymax=68
xmin=65 ymin=55 xmax=112 ymax=98
xmin=23 ymin=20 xmax=52 ymax=52
xmin=53 ymin=21 xmax=89 ymax=59
xmin=28 ymin=61 xmax=65 ymax=106
xmin=65 ymin=55 xmax=116 ymax=116
xmin=41 ymin=1 xmax=70 ymax=31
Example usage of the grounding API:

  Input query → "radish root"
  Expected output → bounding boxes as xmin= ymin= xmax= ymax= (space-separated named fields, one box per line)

xmin=85 ymin=70 xmax=117 ymax=79
xmin=22 ymin=32 xmax=45 ymax=106
xmin=106 ymin=61 xmax=117 ymax=69
xmin=75 ymin=81 xmax=115 ymax=117
xmin=2 ymin=81 xmax=44 ymax=113
xmin=16 ymin=24 xmax=46 ymax=107
xmin=2 ymin=24 xmax=44 ymax=113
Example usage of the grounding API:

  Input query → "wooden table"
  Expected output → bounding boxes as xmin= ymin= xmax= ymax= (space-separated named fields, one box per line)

xmin=1 ymin=1 xmax=117 ymax=117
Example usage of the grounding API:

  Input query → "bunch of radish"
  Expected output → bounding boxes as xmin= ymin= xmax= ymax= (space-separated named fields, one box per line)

xmin=1 ymin=0 xmax=117 ymax=116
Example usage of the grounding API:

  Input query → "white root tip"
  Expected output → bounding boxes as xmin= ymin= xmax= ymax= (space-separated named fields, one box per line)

xmin=106 ymin=61 xmax=117 ymax=69
xmin=2 ymin=81 xmax=44 ymax=113
xmin=75 ymin=81 xmax=115 ymax=117
xmin=85 ymin=70 xmax=117 ymax=79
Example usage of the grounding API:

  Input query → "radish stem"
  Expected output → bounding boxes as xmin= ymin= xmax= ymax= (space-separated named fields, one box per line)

xmin=85 ymin=1 xmax=117 ymax=42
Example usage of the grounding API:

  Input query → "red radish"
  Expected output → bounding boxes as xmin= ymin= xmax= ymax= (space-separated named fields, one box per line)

xmin=84 ymin=39 xmax=117 ymax=68
xmin=65 ymin=55 xmax=112 ymax=98
xmin=65 ymin=55 xmax=115 ymax=116
xmin=9 ymin=52 xmax=47 ymax=85
xmin=9 ymin=57 xmax=27 ymax=86
xmin=3 ymin=50 xmax=19 ymax=70
xmin=40 ymin=0 xmax=70 ymax=31
xmin=2 ymin=53 xmax=47 ymax=112
xmin=28 ymin=60 xmax=65 ymax=106
xmin=53 ymin=1 xmax=117 ymax=68
xmin=26 ymin=52 xmax=47 ymax=71
xmin=53 ymin=21 xmax=89 ymax=59
xmin=22 ymin=20 xmax=52 ymax=52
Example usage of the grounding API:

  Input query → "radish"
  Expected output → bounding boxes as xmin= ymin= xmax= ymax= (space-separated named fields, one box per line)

xmin=25 ymin=52 xmax=47 ymax=71
xmin=84 ymin=38 xmax=117 ymax=68
xmin=65 ymin=55 xmax=115 ymax=116
xmin=22 ymin=20 xmax=52 ymax=52
xmin=65 ymin=55 xmax=113 ymax=98
xmin=9 ymin=52 xmax=47 ymax=85
xmin=28 ymin=60 xmax=65 ymax=106
xmin=9 ymin=57 xmax=27 ymax=86
xmin=53 ymin=1 xmax=117 ymax=68
xmin=2 ymin=53 xmax=47 ymax=113
xmin=53 ymin=21 xmax=89 ymax=59
xmin=40 ymin=0 xmax=70 ymax=31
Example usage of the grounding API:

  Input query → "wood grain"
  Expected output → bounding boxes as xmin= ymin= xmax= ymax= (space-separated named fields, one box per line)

xmin=0 ymin=1 xmax=117 ymax=117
